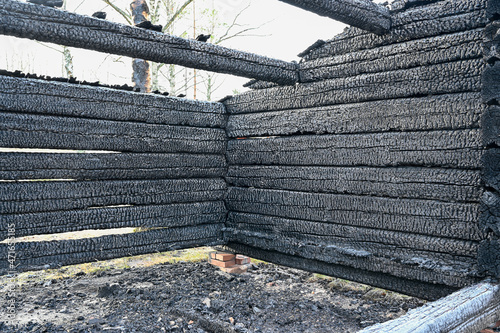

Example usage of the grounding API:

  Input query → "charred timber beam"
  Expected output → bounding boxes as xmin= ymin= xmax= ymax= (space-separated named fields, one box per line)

xmin=359 ymin=280 xmax=500 ymax=333
xmin=224 ymin=243 xmax=457 ymax=300
xmin=277 ymin=0 xmax=391 ymax=35
xmin=0 ymin=0 xmax=297 ymax=85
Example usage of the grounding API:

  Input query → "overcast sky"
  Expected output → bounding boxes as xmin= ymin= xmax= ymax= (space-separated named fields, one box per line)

xmin=0 ymin=0 xmax=351 ymax=99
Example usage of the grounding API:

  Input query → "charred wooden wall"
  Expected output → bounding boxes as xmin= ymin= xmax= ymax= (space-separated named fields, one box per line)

xmin=0 ymin=76 xmax=227 ymax=273
xmin=479 ymin=0 xmax=500 ymax=279
xmin=223 ymin=0 xmax=491 ymax=300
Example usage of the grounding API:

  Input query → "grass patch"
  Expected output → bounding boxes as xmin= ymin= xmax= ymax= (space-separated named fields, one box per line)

xmin=0 ymin=247 xmax=214 ymax=289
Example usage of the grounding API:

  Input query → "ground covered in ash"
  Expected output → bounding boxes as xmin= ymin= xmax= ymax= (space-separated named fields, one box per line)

xmin=0 ymin=261 xmax=426 ymax=332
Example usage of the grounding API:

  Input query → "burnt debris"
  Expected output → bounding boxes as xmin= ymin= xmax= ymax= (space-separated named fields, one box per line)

xmin=135 ymin=20 xmax=163 ymax=32
xmin=196 ymin=34 xmax=211 ymax=43
xmin=92 ymin=11 xmax=107 ymax=19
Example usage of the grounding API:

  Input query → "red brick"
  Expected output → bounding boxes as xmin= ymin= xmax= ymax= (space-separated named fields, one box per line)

xmin=235 ymin=255 xmax=250 ymax=265
xmin=221 ymin=264 xmax=248 ymax=274
xmin=215 ymin=252 xmax=235 ymax=262
xmin=208 ymin=258 xmax=236 ymax=268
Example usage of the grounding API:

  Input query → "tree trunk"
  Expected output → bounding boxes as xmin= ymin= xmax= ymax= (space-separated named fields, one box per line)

xmin=130 ymin=0 xmax=151 ymax=93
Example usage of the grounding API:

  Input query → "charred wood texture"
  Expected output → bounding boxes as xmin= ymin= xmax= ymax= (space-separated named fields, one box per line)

xmin=226 ymin=166 xmax=481 ymax=202
xmin=0 ymin=201 xmax=226 ymax=240
xmin=0 ymin=224 xmax=224 ymax=274
xmin=0 ymin=112 xmax=225 ymax=153
xmin=359 ymin=280 xmax=500 ymax=333
xmin=299 ymin=29 xmax=483 ymax=82
xmin=0 ymin=75 xmax=225 ymax=128
xmin=481 ymin=191 xmax=500 ymax=236
xmin=227 ymin=130 xmax=483 ymax=169
xmin=277 ymin=0 xmax=391 ymax=35
xmin=0 ymin=152 xmax=226 ymax=181
xmin=225 ymin=229 xmax=478 ymax=287
xmin=224 ymin=243 xmax=458 ymax=300
xmin=224 ymin=59 xmax=483 ymax=114
xmin=226 ymin=187 xmax=482 ymax=241
xmin=300 ymin=0 xmax=487 ymax=60
xmin=0 ymin=178 xmax=226 ymax=214
xmin=0 ymin=0 xmax=297 ymax=85
xmin=479 ymin=0 xmax=500 ymax=279
xmin=226 ymin=93 xmax=483 ymax=137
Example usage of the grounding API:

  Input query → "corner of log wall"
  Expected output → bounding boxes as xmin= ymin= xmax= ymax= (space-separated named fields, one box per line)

xmin=480 ymin=0 xmax=500 ymax=278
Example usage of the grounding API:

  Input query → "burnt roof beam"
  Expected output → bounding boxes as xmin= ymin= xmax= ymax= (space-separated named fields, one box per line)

xmin=0 ymin=0 xmax=298 ymax=85
xmin=278 ymin=0 xmax=391 ymax=35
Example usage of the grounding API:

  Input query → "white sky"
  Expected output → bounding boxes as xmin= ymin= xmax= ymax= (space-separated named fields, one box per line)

xmin=0 ymin=0 xmax=351 ymax=100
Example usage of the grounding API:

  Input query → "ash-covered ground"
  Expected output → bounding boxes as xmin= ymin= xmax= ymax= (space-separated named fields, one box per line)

xmin=0 ymin=260 xmax=426 ymax=332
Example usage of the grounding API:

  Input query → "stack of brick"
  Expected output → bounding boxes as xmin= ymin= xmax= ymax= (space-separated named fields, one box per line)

xmin=208 ymin=252 xmax=251 ymax=274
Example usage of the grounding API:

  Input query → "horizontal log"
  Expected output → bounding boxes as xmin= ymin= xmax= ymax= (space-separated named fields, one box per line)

xmin=277 ymin=0 xmax=391 ymax=35
xmin=480 ymin=191 xmax=500 ymax=236
xmin=478 ymin=238 xmax=500 ymax=277
xmin=226 ymin=93 xmax=483 ymax=137
xmin=0 ymin=201 xmax=226 ymax=240
xmin=224 ymin=59 xmax=483 ymax=114
xmin=0 ymin=224 xmax=224 ymax=273
xmin=0 ymin=152 xmax=226 ymax=180
xmin=226 ymin=187 xmax=482 ymax=240
xmin=482 ymin=106 xmax=500 ymax=146
xmin=226 ymin=229 xmax=478 ymax=287
xmin=226 ymin=130 xmax=483 ymax=169
xmin=0 ymin=112 xmax=226 ymax=154
xmin=242 ymin=79 xmax=278 ymax=90
xmin=0 ymin=75 xmax=225 ymax=128
xmin=226 ymin=166 xmax=482 ymax=202
xmin=0 ymin=0 xmax=297 ymax=85
xmin=390 ymin=0 xmax=437 ymax=13
xmin=359 ymin=280 xmax=500 ymax=333
xmin=301 ymin=0 xmax=487 ymax=60
xmin=483 ymin=149 xmax=500 ymax=192
xmin=483 ymin=62 xmax=500 ymax=103
xmin=224 ymin=242 xmax=459 ymax=300
xmin=227 ymin=212 xmax=479 ymax=257
xmin=300 ymin=30 xmax=482 ymax=82
xmin=0 ymin=178 xmax=226 ymax=214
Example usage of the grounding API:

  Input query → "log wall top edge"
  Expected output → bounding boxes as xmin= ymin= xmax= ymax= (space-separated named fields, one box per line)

xmin=0 ymin=0 xmax=298 ymax=85
xmin=278 ymin=0 xmax=391 ymax=35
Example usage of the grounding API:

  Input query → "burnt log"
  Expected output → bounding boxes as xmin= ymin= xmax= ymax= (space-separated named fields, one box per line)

xmin=0 ymin=112 xmax=226 ymax=154
xmin=226 ymin=229 xmax=478 ymax=287
xmin=226 ymin=166 xmax=481 ymax=202
xmin=299 ymin=29 xmax=483 ymax=82
xmin=0 ymin=201 xmax=226 ymax=240
xmin=226 ymin=93 xmax=483 ymax=137
xmin=224 ymin=243 xmax=458 ymax=300
xmin=0 ymin=224 xmax=224 ymax=274
xmin=226 ymin=187 xmax=482 ymax=240
xmin=0 ymin=152 xmax=226 ymax=181
xmin=224 ymin=59 xmax=483 ymax=114
xmin=359 ymin=280 xmax=500 ymax=333
xmin=0 ymin=0 xmax=297 ymax=85
xmin=301 ymin=0 xmax=487 ymax=60
xmin=0 ymin=178 xmax=226 ymax=214
xmin=277 ymin=0 xmax=391 ymax=35
xmin=0 ymin=75 xmax=225 ymax=128
xmin=226 ymin=130 xmax=483 ymax=169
